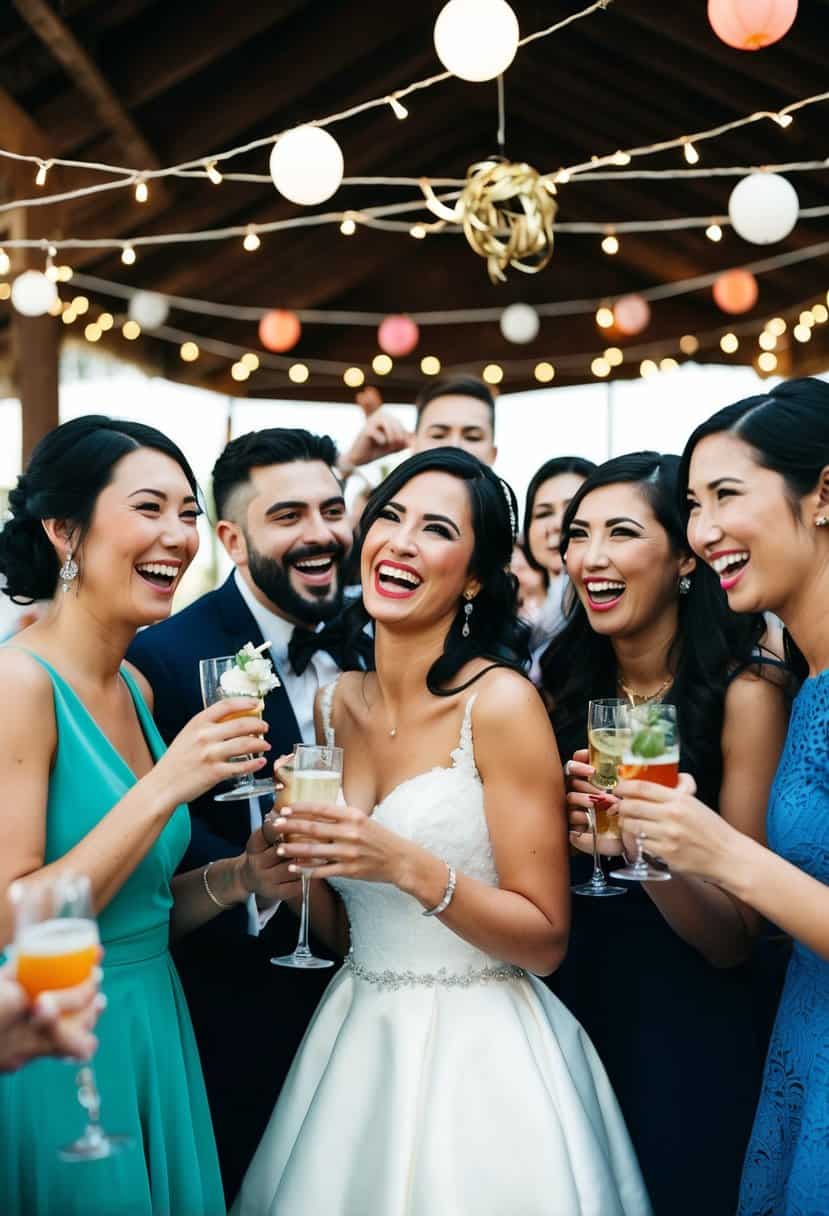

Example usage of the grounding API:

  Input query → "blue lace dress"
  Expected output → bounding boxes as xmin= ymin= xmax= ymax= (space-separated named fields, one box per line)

xmin=739 ymin=668 xmax=829 ymax=1216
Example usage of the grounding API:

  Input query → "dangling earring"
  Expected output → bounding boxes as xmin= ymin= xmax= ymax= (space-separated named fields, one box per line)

xmin=59 ymin=548 xmax=79 ymax=594
xmin=816 ymin=516 xmax=829 ymax=528
xmin=462 ymin=593 xmax=475 ymax=638
xmin=678 ymin=575 xmax=691 ymax=595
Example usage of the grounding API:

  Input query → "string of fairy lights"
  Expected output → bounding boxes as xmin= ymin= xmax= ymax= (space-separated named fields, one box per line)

xmin=0 ymin=0 xmax=826 ymax=390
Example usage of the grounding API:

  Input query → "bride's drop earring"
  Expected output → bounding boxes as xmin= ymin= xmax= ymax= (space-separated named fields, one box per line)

xmin=59 ymin=548 xmax=79 ymax=594
xmin=462 ymin=593 xmax=474 ymax=639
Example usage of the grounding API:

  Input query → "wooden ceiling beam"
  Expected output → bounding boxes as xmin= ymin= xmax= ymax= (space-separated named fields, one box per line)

xmin=12 ymin=0 xmax=162 ymax=175
xmin=33 ymin=0 xmax=311 ymax=155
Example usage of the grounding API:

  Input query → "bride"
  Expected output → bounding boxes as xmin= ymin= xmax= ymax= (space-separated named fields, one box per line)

xmin=233 ymin=448 xmax=651 ymax=1216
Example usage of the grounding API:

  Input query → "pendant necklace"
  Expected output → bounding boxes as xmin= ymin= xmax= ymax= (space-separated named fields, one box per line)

xmin=617 ymin=674 xmax=673 ymax=705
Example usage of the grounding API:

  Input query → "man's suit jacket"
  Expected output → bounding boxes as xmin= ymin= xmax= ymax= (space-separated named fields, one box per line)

xmin=127 ymin=575 xmax=334 ymax=1203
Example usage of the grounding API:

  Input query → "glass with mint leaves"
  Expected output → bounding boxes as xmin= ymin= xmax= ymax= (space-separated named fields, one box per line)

xmin=199 ymin=643 xmax=280 ymax=802
xmin=610 ymin=703 xmax=678 ymax=883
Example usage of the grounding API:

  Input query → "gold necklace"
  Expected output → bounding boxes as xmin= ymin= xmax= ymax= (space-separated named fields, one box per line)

xmin=617 ymin=674 xmax=673 ymax=705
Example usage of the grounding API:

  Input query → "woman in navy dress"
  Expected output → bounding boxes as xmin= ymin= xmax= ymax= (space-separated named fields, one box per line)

xmin=539 ymin=451 xmax=789 ymax=1216
xmin=616 ymin=378 xmax=829 ymax=1215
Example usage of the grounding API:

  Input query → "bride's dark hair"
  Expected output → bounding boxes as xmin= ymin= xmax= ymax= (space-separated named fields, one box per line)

xmin=345 ymin=448 xmax=529 ymax=693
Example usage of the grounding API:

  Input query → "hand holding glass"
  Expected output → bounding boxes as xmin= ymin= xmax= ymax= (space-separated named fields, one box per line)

xmin=271 ymin=744 xmax=343 ymax=971
xmin=572 ymin=700 xmax=630 ymax=898
xmin=200 ymin=655 xmax=275 ymax=802
xmin=11 ymin=872 xmax=132 ymax=1162
xmin=610 ymin=703 xmax=678 ymax=883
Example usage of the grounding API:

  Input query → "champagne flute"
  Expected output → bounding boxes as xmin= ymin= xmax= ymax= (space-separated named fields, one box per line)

xmin=199 ymin=655 xmax=276 ymax=802
xmin=572 ymin=699 xmax=630 ymax=898
xmin=10 ymin=872 xmax=133 ymax=1162
xmin=610 ymin=703 xmax=678 ymax=882
xmin=271 ymin=743 xmax=343 ymax=971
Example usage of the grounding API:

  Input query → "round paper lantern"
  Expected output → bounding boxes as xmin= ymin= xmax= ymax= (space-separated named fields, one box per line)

xmin=712 ymin=269 xmax=759 ymax=314
xmin=708 ymin=0 xmax=797 ymax=50
xmin=434 ymin=0 xmax=519 ymax=82
xmin=614 ymin=294 xmax=651 ymax=336
xmin=269 ymin=126 xmax=344 ymax=206
xmin=500 ymin=302 xmax=540 ymax=344
xmin=728 ymin=172 xmax=799 ymax=244
xmin=11 ymin=270 xmax=58 ymax=317
xmin=259 ymin=309 xmax=301 ymax=353
xmin=377 ymin=315 xmax=419 ymax=357
xmin=128 ymin=291 xmax=169 ymax=331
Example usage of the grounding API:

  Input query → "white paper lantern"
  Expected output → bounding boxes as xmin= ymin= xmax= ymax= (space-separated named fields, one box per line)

xmin=499 ymin=302 xmax=539 ymax=344
xmin=11 ymin=270 xmax=58 ymax=317
xmin=728 ymin=172 xmax=799 ymax=245
xmin=128 ymin=291 xmax=169 ymax=331
xmin=434 ymin=0 xmax=519 ymax=82
xmin=269 ymin=126 xmax=344 ymax=206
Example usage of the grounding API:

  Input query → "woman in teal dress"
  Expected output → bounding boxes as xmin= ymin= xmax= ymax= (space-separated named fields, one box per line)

xmin=0 ymin=417 xmax=282 ymax=1216
xmin=614 ymin=378 xmax=829 ymax=1215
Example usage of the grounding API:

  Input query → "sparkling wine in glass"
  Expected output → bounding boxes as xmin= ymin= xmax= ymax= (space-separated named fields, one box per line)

xmin=271 ymin=744 xmax=343 ymax=971
xmin=572 ymin=699 xmax=630 ymax=898
xmin=199 ymin=655 xmax=276 ymax=802
xmin=11 ymin=872 xmax=133 ymax=1162
xmin=611 ymin=703 xmax=678 ymax=883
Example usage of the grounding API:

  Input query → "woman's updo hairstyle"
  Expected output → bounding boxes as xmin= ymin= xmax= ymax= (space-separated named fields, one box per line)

xmin=347 ymin=447 xmax=530 ymax=693
xmin=0 ymin=415 xmax=199 ymax=603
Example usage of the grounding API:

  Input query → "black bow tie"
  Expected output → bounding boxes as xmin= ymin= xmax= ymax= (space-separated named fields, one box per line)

xmin=287 ymin=611 xmax=374 ymax=676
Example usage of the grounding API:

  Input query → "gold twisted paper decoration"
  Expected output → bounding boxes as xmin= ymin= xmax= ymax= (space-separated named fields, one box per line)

xmin=422 ymin=159 xmax=558 ymax=284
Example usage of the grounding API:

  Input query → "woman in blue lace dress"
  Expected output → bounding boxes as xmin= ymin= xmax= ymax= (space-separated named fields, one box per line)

xmin=615 ymin=377 xmax=829 ymax=1216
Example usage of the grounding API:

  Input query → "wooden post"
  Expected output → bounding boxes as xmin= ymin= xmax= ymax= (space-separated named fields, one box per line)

xmin=0 ymin=88 xmax=61 ymax=464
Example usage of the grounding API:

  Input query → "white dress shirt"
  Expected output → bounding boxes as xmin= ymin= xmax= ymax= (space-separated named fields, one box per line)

xmin=233 ymin=570 xmax=342 ymax=935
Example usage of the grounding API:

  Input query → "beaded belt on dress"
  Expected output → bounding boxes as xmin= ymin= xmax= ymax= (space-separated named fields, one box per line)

xmin=344 ymin=952 xmax=525 ymax=992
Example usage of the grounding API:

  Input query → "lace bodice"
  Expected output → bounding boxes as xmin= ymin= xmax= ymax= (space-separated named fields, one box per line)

xmin=321 ymin=679 xmax=506 ymax=981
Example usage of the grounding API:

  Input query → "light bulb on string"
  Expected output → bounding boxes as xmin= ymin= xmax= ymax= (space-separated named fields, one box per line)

xmin=683 ymin=141 xmax=700 ymax=165
xmin=205 ymin=161 xmax=223 ymax=185
xmin=660 ymin=357 xmax=678 ymax=373
xmin=84 ymin=322 xmax=102 ymax=343
xmin=372 ymin=354 xmax=393 ymax=375
xmin=611 ymin=150 xmax=631 ymax=166
xmin=410 ymin=224 xmax=427 ymax=240
xmin=48 ymin=296 xmax=63 ymax=317
xmin=793 ymin=323 xmax=811 ymax=343
xmin=799 ymin=310 xmax=815 ymax=327
xmin=483 ymin=363 xmax=503 ymax=385
xmin=591 ymin=357 xmax=611 ymax=378
xmin=604 ymin=347 xmax=623 ymax=367
xmin=534 ymin=362 xmax=555 ymax=383
xmin=812 ymin=303 xmax=828 ymax=324
xmin=640 ymin=359 xmax=658 ymax=378
xmin=121 ymin=244 xmax=136 ymax=266
xmin=288 ymin=363 xmax=309 ymax=384
xmin=122 ymin=320 xmax=141 ymax=340
xmin=706 ymin=224 xmax=723 ymax=242
xmin=344 ymin=367 xmax=365 ymax=388
xmin=758 ymin=352 xmax=778 ymax=372
xmin=680 ymin=334 xmax=700 ymax=355
xmin=387 ymin=95 xmax=409 ymax=120
xmin=134 ymin=178 xmax=149 ymax=203
xmin=72 ymin=295 xmax=89 ymax=315
xmin=720 ymin=332 xmax=739 ymax=354
xmin=35 ymin=159 xmax=51 ymax=187
xmin=774 ymin=112 xmax=793 ymax=128
xmin=421 ymin=355 xmax=441 ymax=375
xmin=339 ymin=213 xmax=357 ymax=236
xmin=243 ymin=227 xmax=261 ymax=252
xmin=758 ymin=331 xmax=777 ymax=351
xmin=768 ymin=317 xmax=787 ymax=336
xmin=601 ymin=232 xmax=619 ymax=255
xmin=241 ymin=352 xmax=260 ymax=371
xmin=0 ymin=248 xmax=9 ymax=275
xmin=98 ymin=312 xmax=114 ymax=331
xmin=231 ymin=362 xmax=250 ymax=382
xmin=180 ymin=341 xmax=200 ymax=363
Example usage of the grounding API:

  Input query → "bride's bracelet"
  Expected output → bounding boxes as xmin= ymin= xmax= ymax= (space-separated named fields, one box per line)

xmin=422 ymin=864 xmax=457 ymax=917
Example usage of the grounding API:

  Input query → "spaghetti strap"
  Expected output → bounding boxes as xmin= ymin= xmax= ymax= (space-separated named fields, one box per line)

xmin=320 ymin=677 xmax=341 ymax=746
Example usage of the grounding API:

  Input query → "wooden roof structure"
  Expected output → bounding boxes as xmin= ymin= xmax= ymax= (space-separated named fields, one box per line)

xmin=1 ymin=0 xmax=828 ymax=427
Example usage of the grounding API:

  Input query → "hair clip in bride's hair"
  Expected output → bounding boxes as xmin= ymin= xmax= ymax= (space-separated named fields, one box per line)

xmin=499 ymin=478 xmax=518 ymax=541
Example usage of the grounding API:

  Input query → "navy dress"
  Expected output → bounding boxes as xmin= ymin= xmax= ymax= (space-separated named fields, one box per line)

xmin=548 ymin=692 xmax=779 ymax=1216
xmin=738 ymin=668 xmax=829 ymax=1216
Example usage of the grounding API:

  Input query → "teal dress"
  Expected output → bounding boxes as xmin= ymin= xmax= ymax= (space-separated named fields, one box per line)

xmin=0 ymin=654 xmax=226 ymax=1216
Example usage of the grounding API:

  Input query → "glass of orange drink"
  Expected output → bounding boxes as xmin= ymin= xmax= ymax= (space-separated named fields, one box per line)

xmin=199 ymin=648 xmax=279 ymax=802
xmin=611 ymin=703 xmax=679 ymax=884
xmin=10 ymin=872 xmax=132 ymax=1161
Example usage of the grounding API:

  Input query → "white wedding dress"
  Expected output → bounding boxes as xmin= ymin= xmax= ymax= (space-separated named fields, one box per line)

xmin=233 ymin=684 xmax=652 ymax=1216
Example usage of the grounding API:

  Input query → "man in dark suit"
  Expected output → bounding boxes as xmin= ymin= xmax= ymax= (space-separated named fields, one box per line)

xmin=128 ymin=428 xmax=358 ymax=1204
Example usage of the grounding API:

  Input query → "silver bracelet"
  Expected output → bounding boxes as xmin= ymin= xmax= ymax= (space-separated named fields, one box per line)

xmin=203 ymin=861 xmax=235 ymax=910
xmin=422 ymin=864 xmax=457 ymax=917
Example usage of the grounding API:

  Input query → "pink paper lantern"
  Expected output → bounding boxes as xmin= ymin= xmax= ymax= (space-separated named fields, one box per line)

xmin=259 ymin=309 xmax=301 ymax=353
xmin=614 ymin=294 xmax=651 ymax=336
xmin=708 ymin=0 xmax=797 ymax=50
xmin=713 ymin=269 xmax=759 ymax=314
xmin=377 ymin=314 xmax=419 ymax=357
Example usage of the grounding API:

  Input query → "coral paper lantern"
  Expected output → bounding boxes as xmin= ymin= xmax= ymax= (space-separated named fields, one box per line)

xmin=259 ymin=309 xmax=301 ymax=353
xmin=708 ymin=0 xmax=797 ymax=50
xmin=377 ymin=315 xmax=419 ymax=358
xmin=614 ymin=294 xmax=651 ymax=336
xmin=713 ymin=269 xmax=759 ymax=314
